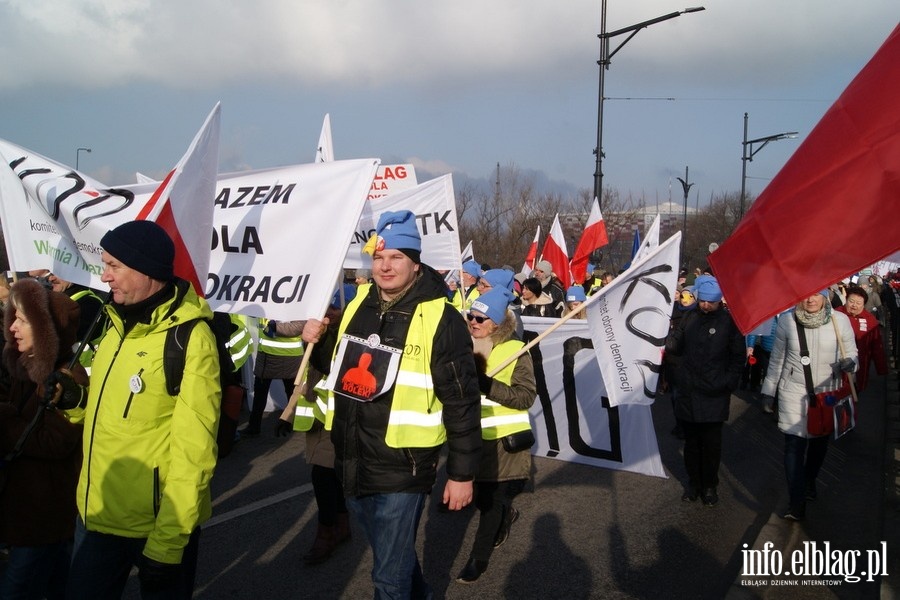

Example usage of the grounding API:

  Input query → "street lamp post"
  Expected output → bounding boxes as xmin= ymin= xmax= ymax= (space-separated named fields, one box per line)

xmin=76 ymin=147 xmax=92 ymax=171
xmin=676 ymin=165 xmax=693 ymax=264
xmin=593 ymin=3 xmax=705 ymax=202
xmin=739 ymin=112 xmax=798 ymax=219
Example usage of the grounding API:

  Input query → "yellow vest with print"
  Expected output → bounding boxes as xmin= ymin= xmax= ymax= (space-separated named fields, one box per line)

xmin=257 ymin=318 xmax=304 ymax=357
xmin=327 ymin=284 xmax=447 ymax=448
xmin=481 ymin=339 xmax=532 ymax=440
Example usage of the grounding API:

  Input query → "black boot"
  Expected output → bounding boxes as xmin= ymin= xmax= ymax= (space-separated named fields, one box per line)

xmin=493 ymin=507 xmax=519 ymax=548
xmin=456 ymin=558 xmax=489 ymax=584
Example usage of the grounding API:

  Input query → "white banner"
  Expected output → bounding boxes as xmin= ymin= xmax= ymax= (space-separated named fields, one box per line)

xmin=523 ymin=316 xmax=665 ymax=478
xmin=203 ymin=159 xmax=379 ymax=320
xmin=586 ymin=232 xmax=681 ymax=406
xmin=343 ymin=174 xmax=461 ymax=271
xmin=0 ymin=104 xmax=221 ymax=295
xmin=366 ymin=164 xmax=417 ymax=200
xmin=0 ymin=137 xmax=379 ymax=321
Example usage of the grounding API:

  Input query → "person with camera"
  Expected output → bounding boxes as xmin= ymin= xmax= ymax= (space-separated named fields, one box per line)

xmin=0 ymin=278 xmax=86 ymax=599
xmin=455 ymin=287 xmax=536 ymax=584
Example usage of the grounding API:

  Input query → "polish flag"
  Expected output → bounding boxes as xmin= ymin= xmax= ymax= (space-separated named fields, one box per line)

xmin=569 ymin=198 xmax=608 ymax=283
xmin=521 ymin=225 xmax=540 ymax=275
xmin=136 ymin=103 xmax=221 ymax=296
xmin=708 ymin=25 xmax=900 ymax=333
xmin=540 ymin=214 xmax=571 ymax=289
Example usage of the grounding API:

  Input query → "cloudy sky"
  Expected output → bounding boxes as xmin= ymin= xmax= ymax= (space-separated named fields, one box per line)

xmin=1 ymin=0 xmax=896 ymax=205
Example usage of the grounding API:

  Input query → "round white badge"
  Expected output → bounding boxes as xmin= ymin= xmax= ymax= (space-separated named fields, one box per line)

xmin=129 ymin=374 xmax=144 ymax=394
xmin=800 ymin=356 xmax=811 ymax=366
xmin=366 ymin=334 xmax=381 ymax=348
xmin=709 ymin=328 xmax=716 ymax=335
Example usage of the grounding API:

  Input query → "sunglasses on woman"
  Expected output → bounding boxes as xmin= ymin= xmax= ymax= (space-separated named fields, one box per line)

xmin=466 ymin=313 xmax=488 ymax=324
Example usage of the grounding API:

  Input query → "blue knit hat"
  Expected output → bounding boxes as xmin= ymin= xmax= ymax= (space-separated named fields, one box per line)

xmin=481 ymin=268 xmax=515 ymax=292
xmin=330 ymin=283 xmax=358 ymax=309
xmin=818 ymin=288 xmax=830 ymax=298
xmin=462 ymin=260 xmax=482 ymax=278
xmin=694 ymin=274 xmax=723 ymax=302
xmin=566 ymin=286 xmax=587 ymax=303
xmin=470 ymin=288 xmax=514 ymax=324
xmin=365 ymin=210 xmax=421 ymax=261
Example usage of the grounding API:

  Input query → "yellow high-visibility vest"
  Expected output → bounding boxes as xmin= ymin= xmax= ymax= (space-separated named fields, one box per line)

xmin=481 ymin=339 xmax=532 ymax=440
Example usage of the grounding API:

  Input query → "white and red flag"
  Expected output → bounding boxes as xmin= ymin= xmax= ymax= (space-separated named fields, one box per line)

xmin=708 ymin=25 xmax=900 ymax=333
xmin=540 ymin=214 xmax=571 ymax=289
xmin=135 ymin=103 xmax=221 ymax=295
xmin=521 ymin=225 xmax=540 ymax=275
xmin=569 ymin=198 xmax=608 ymax=283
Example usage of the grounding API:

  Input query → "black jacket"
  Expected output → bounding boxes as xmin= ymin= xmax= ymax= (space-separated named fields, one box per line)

xmin=667 ymin=306 xmax=744 ymax=423
xmin=311 ymin=265 xmax=482 ymax=496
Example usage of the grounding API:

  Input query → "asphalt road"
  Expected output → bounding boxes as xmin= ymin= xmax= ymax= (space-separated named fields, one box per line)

xmin=112 ymin=367 xmax=897 ymax=599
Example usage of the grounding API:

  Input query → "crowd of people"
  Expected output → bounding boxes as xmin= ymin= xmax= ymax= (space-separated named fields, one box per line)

xmin=0 ymin=213 xmax=896 ymax=598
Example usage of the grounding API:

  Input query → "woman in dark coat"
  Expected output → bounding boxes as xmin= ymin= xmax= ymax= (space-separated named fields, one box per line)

xmin=0 ymin=278 xmax=88 ymax=599
xmin=666 ymin=275 xmax=744 ymax=507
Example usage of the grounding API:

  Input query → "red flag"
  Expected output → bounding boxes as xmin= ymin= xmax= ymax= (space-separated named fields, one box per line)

xmin=540 ymin=214 xmax=571 ymax=289
xmin=569 ymin=198 xmax=609 ymax=283
xmin=708 ymin=25 xmax=900 ymax=333
xmin=522 ymin=225 xmax=540 ymax=274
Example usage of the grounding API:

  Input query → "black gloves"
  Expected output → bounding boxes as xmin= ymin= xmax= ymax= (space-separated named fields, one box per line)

xmin=275 ymin=418 xmax=293 ymax=437
xmin=45 ymin=369 xmax=86 ymax=410
xmin=264 ymin=320 xmax=278 ymax=337
xmin=138 ymin=556 xmax=181 ymax=593
xmin=478 ymin=372 xmax=494 ymax=396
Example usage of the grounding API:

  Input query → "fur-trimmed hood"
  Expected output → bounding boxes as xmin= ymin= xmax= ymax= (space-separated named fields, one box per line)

xmin=472 ymin=309 xmax=519 ymax=360
xmin=3 ymin=278 xmax=80 ymax=383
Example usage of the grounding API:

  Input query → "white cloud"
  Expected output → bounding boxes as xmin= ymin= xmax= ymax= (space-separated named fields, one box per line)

xmin=2 ymin=0 xmax=890 ymax=93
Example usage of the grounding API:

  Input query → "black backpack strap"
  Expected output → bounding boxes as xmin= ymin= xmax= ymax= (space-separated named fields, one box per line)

xmin=794 ymin=315 xmax=817 ymax=403
xmin=164 ymin=319 xmax=202 ymax=396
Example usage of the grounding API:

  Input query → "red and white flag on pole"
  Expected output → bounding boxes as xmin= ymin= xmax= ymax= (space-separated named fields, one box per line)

xmin=708 ymin=25 xmax=900 ymax=333
xmin=540 ymin=214 xmax=571 ymax=289
xmin=521 ymin=225 xmax=540 ymax=275
xmin=136 ymin=103 xmax=221 ymax=296
xmin=569 ymin=198 xmax=609 ymax=283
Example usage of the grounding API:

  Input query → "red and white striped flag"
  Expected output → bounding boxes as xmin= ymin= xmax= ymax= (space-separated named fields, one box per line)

xmin=136 ymin=103 xmax=221 ymax=296
xmin=540 ymin=214 xmax=571 ymax=289
xmin=569 ymin=198 xmax=608 ymax=283
xmin=521 ymin=225 xmax=540 ymax=275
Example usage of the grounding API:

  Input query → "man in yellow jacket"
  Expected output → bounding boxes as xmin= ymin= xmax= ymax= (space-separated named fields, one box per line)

xmin=58 ymin=221 xmax=221 ymax=599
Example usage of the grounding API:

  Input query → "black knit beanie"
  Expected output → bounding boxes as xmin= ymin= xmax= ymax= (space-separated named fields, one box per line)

xmin=100 ymin=221 xmax=175 ymax=281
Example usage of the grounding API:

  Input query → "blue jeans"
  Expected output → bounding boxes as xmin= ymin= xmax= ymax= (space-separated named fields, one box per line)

xmin=784 ymin=433 xmax=829 ymax=515
xmin=0 ymin=542 xmax=71 ymax=600
xmin=66 ymin=517 xmax=200 ymax=600
xmin=347 ymin=493 xmax=432 ymax=600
